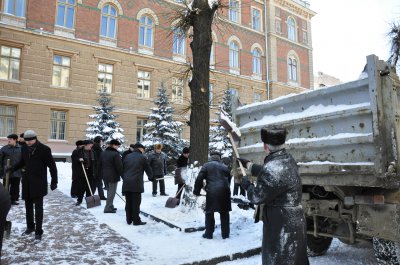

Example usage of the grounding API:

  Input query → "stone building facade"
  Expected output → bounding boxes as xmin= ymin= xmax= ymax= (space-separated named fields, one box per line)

xmin=0 ymin=0 xmax=315 ymax=156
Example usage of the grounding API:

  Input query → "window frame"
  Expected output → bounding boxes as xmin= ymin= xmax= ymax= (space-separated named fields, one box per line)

xmin=0 ymin=44 xmax=21 ymax=81
xmin=0 ymin=105 xmax=16 ymax=137
xmin=171 ymin=77 xmax=184 ymax=103
xmin=287 ymin=16 xmax=297 ymax=42
xmin=172 ymin=28 xmax=185 ymax=56
xmin=56 ymin=0 xmax=76 ymax=29
xmin=229 ymin=41 xmax=240 ymax=70
xmin=100 ymin=4 xmax=118 ymax=39
xmin=136 ymin=118 xmax=148 ymax=142
xmin=251 ymin=7 xmax=261 ymax=31
xmin=50 ymin=109 xmax=67 ymax=140
xmin=288 ymin=57 xmax=298 ymax=82
xmin=252 ymin=48 xmax=262 ymax=77
xmin=97 ymin=62 xmax=114 ymax=93
xmin=3 ymin=0 xmax=26 ymax=18
xmin=137 ymin=70 xmax=151 ymax=99
xmin=253 ymin=92 xmax=261 ymax=103
xmin=139 ymin=15 xmax=154 ymax=49
xmin=229 ymin=0 xmax=240 ymax=23
xmin=51 ymin=54 xmax=71 ymax=88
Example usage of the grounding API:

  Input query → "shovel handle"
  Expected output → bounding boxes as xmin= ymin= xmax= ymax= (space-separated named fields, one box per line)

xmin=80 ymin=161 xmax=94 ymax=196
xmin=227 ymin=133 xmax=247 ymax=176
xmin=144 ymin=176 xmax=174 ymax=183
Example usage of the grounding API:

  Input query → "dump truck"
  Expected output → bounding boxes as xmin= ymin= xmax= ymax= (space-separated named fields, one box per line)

xmin=234 ymin=55 xmax=400 ymax=263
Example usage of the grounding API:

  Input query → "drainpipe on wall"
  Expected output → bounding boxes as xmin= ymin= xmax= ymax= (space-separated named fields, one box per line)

xmin=264 ymin=0 xmax=271 ymax=100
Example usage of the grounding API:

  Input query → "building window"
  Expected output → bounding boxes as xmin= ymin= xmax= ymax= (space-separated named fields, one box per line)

xmin=229 ymin=41 xmax=239 ymax=70
xmin=52 ymin=55 xmax=71 ymax=88
xmin=0 ymin=105 xmax=16 ymax=137
xmin=252 ymin=48 xmax=261 ymax=76
xmin=173 ymin=28 xmax=185 ymax=55
xmin=209 ymin=82 xmax=214 ymax=105
xmin=139 ymin=15 xmax=154 ymax=48
xmin=288 ymin=57 xmax=298 ymax=82
xmin=210 ymin=42 xmax=215 ymax=68
xmin=275 ymin=19 xmax=281 ymax=33
xmin=0 ymin=45 xmax=21 ymax=81
xmin=172 ymin=77 xmax=184 ymax=103
xmin=253 ymin=92 xmax=261 ymax=103
xmin=97 ymin=63 xmax=113 ymax=93
xmin=229 ymin=0 xmax=239 ymax=23
xmin=50 ymin=110 xmax=67 ymax=140
xmin=136 ymin=119 xmax=148 ymax=142
xmin=56 ymin=0 xmax=75 ymax=29
xmin=100 ymin=4 xmax=117 ymax=39
xmin=287 ymin=17 xmax=296 ymax=41
xmin=3 ymin=0 xmax=26 ymax=17
xmin=251 ymin=8 xmax=261 ymax=31
xmin=137 ymin=70 xmax=151 ymax=98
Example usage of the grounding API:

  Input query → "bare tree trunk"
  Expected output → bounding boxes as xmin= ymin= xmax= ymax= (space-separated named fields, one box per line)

xmin=188 ymin=0 xmax=217 ymax=165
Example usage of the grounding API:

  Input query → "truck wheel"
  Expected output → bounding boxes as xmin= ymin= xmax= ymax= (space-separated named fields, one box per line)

xmin=373 ymin=237 xmax=400 ymax=264
xmin=307 ymin=235 xmax=333 ymax=257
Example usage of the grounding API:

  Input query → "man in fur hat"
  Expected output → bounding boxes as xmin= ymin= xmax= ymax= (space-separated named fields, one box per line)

xmin=238 ymin=126 xmax=309 ymax=265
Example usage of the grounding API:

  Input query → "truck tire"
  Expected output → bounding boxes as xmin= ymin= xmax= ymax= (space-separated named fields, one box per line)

xmin=373 ymin=237 xmax=400 ymax=264
xmin=307 ymin=235 xmax=333 ymax=257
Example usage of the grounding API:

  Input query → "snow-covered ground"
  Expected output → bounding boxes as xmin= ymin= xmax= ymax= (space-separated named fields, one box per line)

xmin=3 ymin=162 xmax=377 ymax=264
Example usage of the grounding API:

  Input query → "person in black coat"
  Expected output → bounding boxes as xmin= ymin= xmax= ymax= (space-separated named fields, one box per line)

xmin=92 ymin=136 xmax=106 ymax=200
xmin=70 ymin=140 xmax=84 ymax=198
xmin=239 ymin=126 xmax=309 ymax=265
xmin=193 ymin=151 xmax=232 ymax=239
xmin=122 ymin=143 xmax=153 ymax=225
xmin=175 ymin=147 xmax=189 ymax=199
xmin=122 ymin=144 xmax=134 ymax=162
xmin=98 ymin=140 xmax=123 ymax=213
xmin=0 ymin=183 xmax=11 ymax=259
xmin=0 ymin=134 xmax=22 ymax=205
xmin=73 ymin=140 xmax=97 ymax=206
xmin=12 ymin=130 xmax=58 ymax=242
xmin=148 ymin=143 xmax=168 ymax=196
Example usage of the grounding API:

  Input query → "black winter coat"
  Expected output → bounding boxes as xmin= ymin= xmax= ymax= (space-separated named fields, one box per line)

xmin=98 ymin=147 xmax=123 ymax=183
xmin=247 ymin=149 xmax=309 ymax=265
xmin=0 ymin=144 xmax=22 ymax=178
xmin=71 ymin=148 xmax=97 ymax=181
xmin=71 ymin=147 xmax=81 ymax=181
xmin=122 ymin=150 xmax=153 ymax=193
xmin=176 ymin=154 xmax=188 ymax=168
xmin=147 ymin=151 xmax=167 ymax=176
xmin=14 ymin=141 xmax=58 ymax=200
xmin=193 ymin=158 xmax=232 ymax=213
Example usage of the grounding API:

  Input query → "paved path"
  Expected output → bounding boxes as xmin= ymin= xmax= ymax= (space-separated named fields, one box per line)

xmin=2 ymin=190 xmax=140 ymax=265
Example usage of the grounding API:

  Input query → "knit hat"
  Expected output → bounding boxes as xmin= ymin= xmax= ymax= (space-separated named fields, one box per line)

xmin=7 ymin=134 xmax=18 ymax=140
xmin=182 ymin=147 xmax=190 ymax=154
xmin=109 ymin=139 xmax=121 ymax=146
xmin=93 ymin=136 xmax=103 ymax=144
xmin=133 ymin=142 xmax=145 ymax=150
xmin=23 ymin=130 xmax=37 ymax=141
xmin=75 ymin=140 xmax=84 ymax=146
xmin=260 ymin=126 xmax=287 ymax=146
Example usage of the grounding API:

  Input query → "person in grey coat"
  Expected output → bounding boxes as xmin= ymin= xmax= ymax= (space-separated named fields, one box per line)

xmin=239 ymin=126 xmax=309 ymax=265
xmin=193 ymin=151 xmax=232 ymax=239
xmin=122 ymin=143 xmax=153 ymax=225
xmin=0 ymin=134 xmax=22 ymax=205
xmin=98 ymin=139 xmax=123 ymax=213
xmin=148 ymin=143 xmax=168 ymax=196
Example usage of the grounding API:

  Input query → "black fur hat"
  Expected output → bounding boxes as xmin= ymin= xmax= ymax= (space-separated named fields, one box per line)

xmin=109 ymin=139 xmax=121 ymax=146
xmin=261 ymin=126 xmax=287 ymax=145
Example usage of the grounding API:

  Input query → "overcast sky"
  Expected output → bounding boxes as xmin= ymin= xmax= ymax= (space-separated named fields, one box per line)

xmin=308 ymin=0 xmax=400 ymax=82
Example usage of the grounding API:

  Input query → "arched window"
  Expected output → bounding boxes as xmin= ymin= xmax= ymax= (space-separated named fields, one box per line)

xmin=288 ymin=57 xmax=298 ymax=81
xmin=287 ymin=17 xmax=296 ymax=41
xmin=100 ymin=4 xmax=117 ymax=38
xmin=139 ymin=15 xmax=154 ymax=48
xmin=229 ymin=41 xmax=239 ymax=69
xmin=252 ymin=48 xmax=261 ymax=76
xmin=173 ymin=28 xmax=185 ymax=55
xmin=56 ymin=0 xmax=76 ymax=29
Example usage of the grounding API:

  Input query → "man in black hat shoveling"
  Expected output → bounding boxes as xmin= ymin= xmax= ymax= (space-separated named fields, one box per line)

xmin=237 ymin=126 xmax=309 ymax=265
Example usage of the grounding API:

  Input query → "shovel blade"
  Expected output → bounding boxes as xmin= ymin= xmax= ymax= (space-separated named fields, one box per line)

xmin=165 ymin=197 xmax=180 ymax=208
xmin=85 ymin=195 xmax=101 ymax=208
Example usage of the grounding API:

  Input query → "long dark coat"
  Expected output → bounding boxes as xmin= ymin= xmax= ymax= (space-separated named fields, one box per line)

xmin=147 ymin=152 xmax=167 ymax=176
xmin=122 ymin=150 xmax=153 ymax=193
xmin=71 ymin=147 xmax=81 ymax=181
xmin=98 ymin=147 xmax=123 ymax=183
xmin=14 ymin=141 xmax=58 ymax=200
xmin=193 ymin=157 xmax=232 ymax=213
xmin=72 ymin=148 xmax=97 ymax=181
xmin=0 ymin=144 xmax=22 ymax=178
xmin=248 ymin=149 xmax=309 ymax=265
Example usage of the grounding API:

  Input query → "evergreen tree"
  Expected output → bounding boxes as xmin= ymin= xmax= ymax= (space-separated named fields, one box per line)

xmin=86 ymin=89 xmax=126 ymax=149
xmin=143 ymin=83 xmax=187 ymax=169
xmin=209 ymin=89 xmax=232 ymax=157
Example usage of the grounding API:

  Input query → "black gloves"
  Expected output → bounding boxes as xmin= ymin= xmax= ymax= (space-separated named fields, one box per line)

xmin=240 ymin=175 xmax=253 ymax=190
xmin=237 ymin=158 xmax=251 ymax=168
xmin=50 ymin=181 xmax=57 ymax=191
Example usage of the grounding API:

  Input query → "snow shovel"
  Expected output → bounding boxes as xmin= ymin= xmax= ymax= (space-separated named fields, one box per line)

xmin=165 ymin=184 xmax=186 ymax=208
xmin=219 ymin=110 xmax=246 ymax=177
xmin=81 ymin=162 xmax=101 ymax=208
xmin=4 ymin=159 xmax=12 ymax=237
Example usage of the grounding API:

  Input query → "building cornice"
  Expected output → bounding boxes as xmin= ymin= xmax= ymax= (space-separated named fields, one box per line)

xmin=273 ymin=0 xmax=316 ymax=20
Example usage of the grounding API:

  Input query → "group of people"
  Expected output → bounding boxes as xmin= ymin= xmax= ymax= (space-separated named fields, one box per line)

xmin=0 ymin=125 xmax=309 ymax=265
